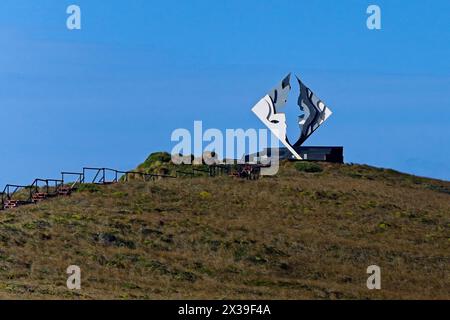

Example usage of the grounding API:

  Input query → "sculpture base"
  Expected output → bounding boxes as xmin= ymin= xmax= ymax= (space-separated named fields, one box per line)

xmin=291 ymin=146 xmax=344 ymax=163
xmin=245 ymin=146 xmax=344 ymax=164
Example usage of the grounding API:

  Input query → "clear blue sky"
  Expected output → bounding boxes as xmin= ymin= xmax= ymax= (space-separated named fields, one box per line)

xmin=0 ymin=0 xmax=449 ymax=185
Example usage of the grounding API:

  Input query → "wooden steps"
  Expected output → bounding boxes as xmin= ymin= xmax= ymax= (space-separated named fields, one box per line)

xmin=58 ymin=186 xmax=72 ymax=196
xmin=4 ymin=200 xmax=20 ymax=209
xmin=32 ymin=192 xmax=48 ymax=203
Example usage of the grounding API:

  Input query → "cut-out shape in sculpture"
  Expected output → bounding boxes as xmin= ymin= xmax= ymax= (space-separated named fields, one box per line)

xmin=252 ymin=73 xmax=332 ymax=160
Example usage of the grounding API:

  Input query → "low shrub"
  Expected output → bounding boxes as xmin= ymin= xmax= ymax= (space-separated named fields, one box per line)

xmin=76 ymin=183 xmax=100 ymax=193
xmin=145 ymin=152 xmax=171 ymax=164
xmin=294 ymin=161 xmax=323 ymax=173
xmin=199 ymin=191 xmax=212 ymax=199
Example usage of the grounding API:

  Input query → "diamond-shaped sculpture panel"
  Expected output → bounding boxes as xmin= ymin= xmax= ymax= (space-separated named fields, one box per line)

xmin=252 ymin=73 xmax=332 ymax=159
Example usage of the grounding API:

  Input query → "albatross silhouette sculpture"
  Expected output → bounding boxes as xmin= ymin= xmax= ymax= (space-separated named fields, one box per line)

xmin=251 ymin=73 xmax=332 ymax=160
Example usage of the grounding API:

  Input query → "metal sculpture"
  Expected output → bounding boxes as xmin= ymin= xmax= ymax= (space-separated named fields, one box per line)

xmin=252 ymin=73 xmax=332 ymax=159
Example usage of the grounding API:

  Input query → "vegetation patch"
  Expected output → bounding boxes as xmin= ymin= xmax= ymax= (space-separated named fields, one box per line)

xmin=294 ymin=161 xmax=323 ymax=173
xmin=425 ymin=184 xmax=450 ymax=195
xmin=76 ymin=184 xmax=101 ymax=193
xmin=199 ymin=191 xmax=212 ymax=199
xmin=93 ymin=232 xmax=136 ymax=249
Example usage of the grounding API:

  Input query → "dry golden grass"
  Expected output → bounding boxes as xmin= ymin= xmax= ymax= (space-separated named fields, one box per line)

xmin=0 ymin=162 xmax=448 ymax=299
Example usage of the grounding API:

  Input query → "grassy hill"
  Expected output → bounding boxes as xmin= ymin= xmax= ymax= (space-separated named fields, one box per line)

xmin=0 ymin=159 xmax=448 ymax=299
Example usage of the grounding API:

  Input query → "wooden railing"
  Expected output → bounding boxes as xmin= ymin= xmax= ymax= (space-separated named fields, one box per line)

xmin=0 ymin=163 xmax=264 ymax=210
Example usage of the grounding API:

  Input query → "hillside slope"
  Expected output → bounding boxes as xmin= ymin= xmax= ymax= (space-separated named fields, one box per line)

xmin=0 ymin=162 xmax=448 ymax=299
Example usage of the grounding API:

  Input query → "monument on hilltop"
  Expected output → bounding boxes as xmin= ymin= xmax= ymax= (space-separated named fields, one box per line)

xmin=248 ymin=73 xmax=343 ymax=163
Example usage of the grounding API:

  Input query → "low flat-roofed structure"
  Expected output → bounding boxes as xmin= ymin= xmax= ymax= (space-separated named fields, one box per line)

xmin=245 ymin=146 xmax=344 ymax=164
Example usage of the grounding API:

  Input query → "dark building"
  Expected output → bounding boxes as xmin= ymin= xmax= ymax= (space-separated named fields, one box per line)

xmin=245 ymin=146 xmax=344 ymax=163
